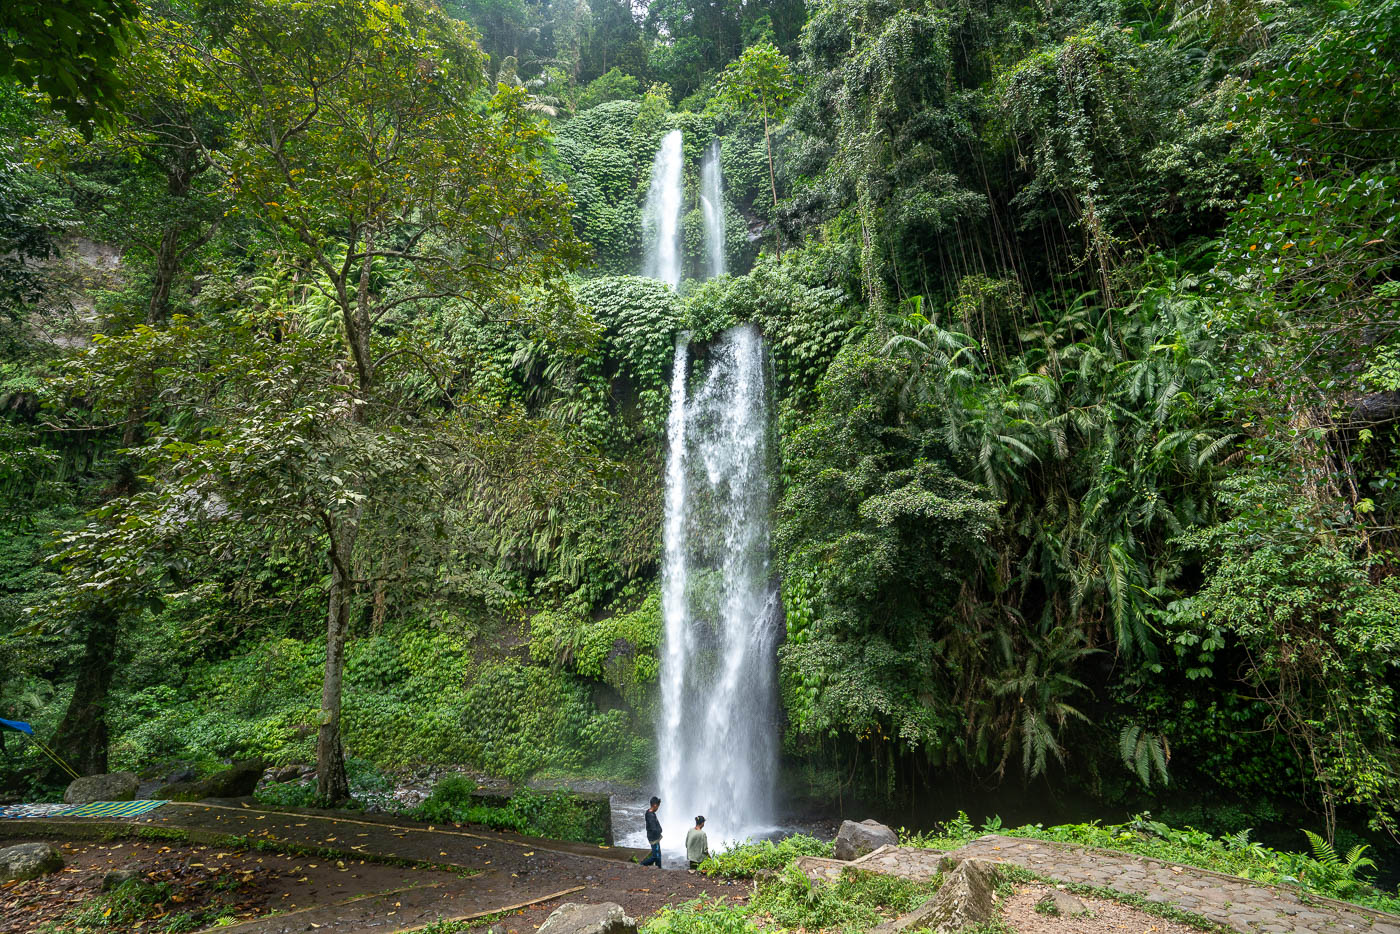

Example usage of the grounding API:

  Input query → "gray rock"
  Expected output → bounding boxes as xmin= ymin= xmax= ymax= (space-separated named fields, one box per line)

xmin=1036 ymin=889 xmax=1086 ymax=916
xmin=157 ymin=758 xmax=264 ymax=801
xmin=102 ymin=868 xmax=139 ymax=891
xmin=165 ymin=767 xmax=198 ymax=785
xmin=537 ymin=902 xmax=638 ymax=934
xmin=918 ymin=858 xmax=999 ymax=933
xmin=274 ymin=765 xmax=303 ymax=783
xmin=63 ymin=771 xmax=139 ymax=804
xmin=0 ymin=842 xmax=64 ymax=882
xmin=833 ymin=819 xmax=898 ymax=861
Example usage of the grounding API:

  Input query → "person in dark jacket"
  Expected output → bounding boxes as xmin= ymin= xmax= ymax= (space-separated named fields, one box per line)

xmin=640 ymin=796 xmax=662 ymax=866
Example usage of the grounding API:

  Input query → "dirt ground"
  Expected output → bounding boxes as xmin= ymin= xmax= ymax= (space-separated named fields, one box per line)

xmin=0 ymin=836 xmax=747 ymax=933
xmin=1002 ymin=882 xmax=1206 ymax=934
xmin=0 ymin=838 xmax=473 ymax=931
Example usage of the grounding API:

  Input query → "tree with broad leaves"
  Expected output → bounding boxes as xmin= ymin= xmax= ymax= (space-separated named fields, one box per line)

xmin=0 ymin=0 xmax=142 ymax=136
xmin=713 ymin=41 xmax=796 ymax=257
xmin=170 ymin=0 xmax=583 ymax=803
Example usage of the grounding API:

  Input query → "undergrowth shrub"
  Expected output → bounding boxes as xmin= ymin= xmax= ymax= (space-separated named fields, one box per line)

xmin=412 ymin=777 xmax=607 ymax=843
xmin=698 ymin=834 xmax=834 ymax=878
xmin=528 ymin=592 xmax=662 ymax=709
xmin=748 ymin=864 xmax=937 ymax=931
xmin=252 ymin=756 xmax=390 ymax=811
xmin=643 ymin=898 xmax=758 ymax=934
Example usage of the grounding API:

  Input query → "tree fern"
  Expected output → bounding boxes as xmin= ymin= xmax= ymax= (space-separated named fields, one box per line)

xmin=1302 ymin=830 xmax=1376 ymax=894
xmin=1119 ymin=723 xmax=1170 ymax=786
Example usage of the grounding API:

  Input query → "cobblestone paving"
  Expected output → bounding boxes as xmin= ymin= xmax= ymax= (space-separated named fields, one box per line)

xmin=947 ymin=835 xmax=1400 ymax=934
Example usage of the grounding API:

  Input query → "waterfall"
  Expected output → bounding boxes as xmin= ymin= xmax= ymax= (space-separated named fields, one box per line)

xmin=642 ymin=129 xmax=684 ymax=289
xmin=700 ymin=140 xmax=727 ymax=279
xmin=656 ymin=323 xmax=778 ymax=853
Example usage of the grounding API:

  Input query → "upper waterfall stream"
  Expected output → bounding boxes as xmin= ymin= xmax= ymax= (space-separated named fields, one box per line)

xmin=641 ymin=129 xmax=684 ymax=288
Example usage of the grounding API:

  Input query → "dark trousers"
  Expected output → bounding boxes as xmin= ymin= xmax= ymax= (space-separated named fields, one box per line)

xmin=641 ymin=842 xmax=661 ymax=866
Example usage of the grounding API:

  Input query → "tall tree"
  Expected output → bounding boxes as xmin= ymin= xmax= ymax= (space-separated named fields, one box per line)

xmin=714 ymin=42 xmax=796 ymax=257
xmin=184 ymin=0 xmax=582 ymax=802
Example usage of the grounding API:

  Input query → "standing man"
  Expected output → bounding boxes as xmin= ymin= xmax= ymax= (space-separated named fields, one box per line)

xmin=640 ymin=796 xmax=663 ymax=867
xmin=686 ymin=815 xmax=710 ymax=870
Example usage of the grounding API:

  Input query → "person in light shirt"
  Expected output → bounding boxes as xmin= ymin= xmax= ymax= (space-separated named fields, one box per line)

xmin=685 ymin=815 xmax=710 ymax=870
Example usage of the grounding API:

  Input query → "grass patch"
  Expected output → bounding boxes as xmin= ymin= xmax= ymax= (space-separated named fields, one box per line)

xmin=642 ymin=861 xmax=939 ymax=934
xmin=36 ymin=878 xmax=245 ymax=933
xmin=645 ymin=898 xmax=759 ymax=934
xmin=749 ymin=865 xmax=939 ymax=933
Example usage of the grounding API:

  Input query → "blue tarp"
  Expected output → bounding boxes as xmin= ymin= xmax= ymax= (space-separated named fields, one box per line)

xmin=0 ymin=718 xmax=33 ymax=735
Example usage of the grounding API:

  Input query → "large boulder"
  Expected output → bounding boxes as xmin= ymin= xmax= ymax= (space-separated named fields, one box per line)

xmin=537 ymin=902 xmax=637 ymax=934
xmin=156 ymin=759 xmax=264 ymax=801
xmin=833 ymin=819 xmax=898 ymax=861
xmin=63 ymin=771 xmax=139 ymax=805
xmin=0 ymin=842 xmax=64 ymax=882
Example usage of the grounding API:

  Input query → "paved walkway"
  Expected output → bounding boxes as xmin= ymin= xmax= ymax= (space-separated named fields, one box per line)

xmin=806 ymin=836 xmax=1400 ymax=934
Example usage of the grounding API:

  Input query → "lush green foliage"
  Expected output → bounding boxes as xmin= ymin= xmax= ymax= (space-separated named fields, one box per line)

xmin=2 ymin=0 xmax=1399 ymax=873
xmin=0 ymin=0 xmax=141 ymax=134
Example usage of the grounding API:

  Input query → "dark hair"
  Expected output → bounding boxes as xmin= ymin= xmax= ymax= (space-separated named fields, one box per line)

xmin=695 ymin=815 xmax=705 ymax=826
xmin=650 ymin=796 xmax=661 ymax=806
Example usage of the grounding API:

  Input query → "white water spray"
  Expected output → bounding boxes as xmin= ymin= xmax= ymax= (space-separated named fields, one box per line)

xmin=655 ymin=323 xmax=779 ymax=855
xmin=642 ymin=129 xmax=684 ymax=289
xmin=700 ymin=140 xmax=727 ymax=279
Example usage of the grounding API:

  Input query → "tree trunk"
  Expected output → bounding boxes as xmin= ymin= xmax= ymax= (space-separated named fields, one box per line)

xmin=49 ymin=603 xmax=120 ymax=779
xmin=762 ymin=99 xmax=782 ymax=260
xmin=147 ymin=228 xmax=182 ymax=325
xmin=315 ymin=516 xmax=359 ymax=804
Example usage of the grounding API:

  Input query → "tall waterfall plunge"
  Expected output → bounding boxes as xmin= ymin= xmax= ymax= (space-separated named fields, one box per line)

xmin=700 ymin=141 xmax=727 ymax=279
xmin=656 ymin=324 xmax=780 ymax=854
xmin=642 ymin=129 xmax=684 ymax=288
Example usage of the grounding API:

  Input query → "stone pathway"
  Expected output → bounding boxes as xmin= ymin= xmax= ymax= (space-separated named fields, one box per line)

xmin=806 ymin=836 xmax=1400 ymax=934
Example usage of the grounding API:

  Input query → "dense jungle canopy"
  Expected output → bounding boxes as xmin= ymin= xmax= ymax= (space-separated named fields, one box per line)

xmin=1 ymin=0 xmax=1398 ymax=855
